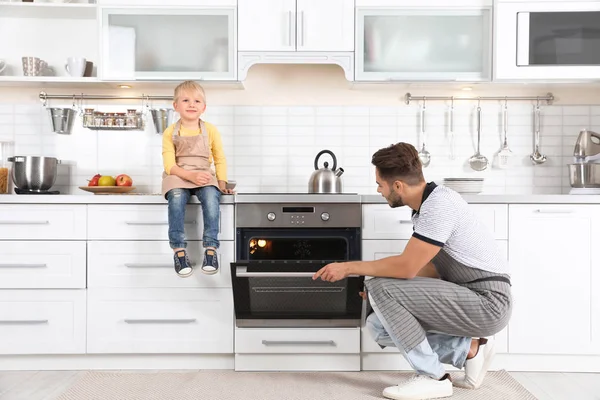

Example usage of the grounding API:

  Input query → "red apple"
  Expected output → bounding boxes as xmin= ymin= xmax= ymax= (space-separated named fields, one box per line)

xmin=87 ymin=174 xmax=101 ymax=187
xmin=115 ymin=174 xmax=133 ymax=187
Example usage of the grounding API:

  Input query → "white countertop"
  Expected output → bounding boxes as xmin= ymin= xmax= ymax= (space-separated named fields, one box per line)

xmin=1 ymin=193 xmax=600 ymax=204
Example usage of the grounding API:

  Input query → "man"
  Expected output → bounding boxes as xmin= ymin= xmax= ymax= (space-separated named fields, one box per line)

xmin=313 ymin=143 xmax=512 ymax=400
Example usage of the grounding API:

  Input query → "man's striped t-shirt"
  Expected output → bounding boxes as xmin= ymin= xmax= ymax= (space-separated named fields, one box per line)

xmin=411 ymin=182 xmax=509 ymax=276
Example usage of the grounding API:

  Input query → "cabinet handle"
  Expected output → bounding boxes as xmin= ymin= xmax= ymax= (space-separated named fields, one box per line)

xmin=299 ymin=10 xmax=305 ymax=47
xmin=0 ymin=264 xmax=47 ymax=268
xmin=534 ymin=209 xmax=573 ymax=214
xmin=124 ymin=263 xmax=173 ymax=269
xmin=0 ymin=221 xmax=49 ymax=225
xmin=0 ymin=320 xmax=48 ymax=325
xmin=399 ymin=219 xmax=412 ymax=224
xmin=235 ymin=266 xmax=358 ymax=278
xmin=124 ymin=319 xmax=197 ymax=324
xmin=262 ymin=340 xmax=336 ymax=346
xmin=287 ymin=10 xmax=293 ymax=47
xmin=124 ymin=221 xmax=196 ymax=226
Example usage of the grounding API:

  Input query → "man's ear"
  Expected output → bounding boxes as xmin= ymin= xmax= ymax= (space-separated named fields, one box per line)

xmin=393 ymin=180 xmax=402 ymax=191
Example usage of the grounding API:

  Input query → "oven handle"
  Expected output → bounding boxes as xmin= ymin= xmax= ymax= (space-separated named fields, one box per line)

xmin=235 ymin=266 xmax=360 ymax=278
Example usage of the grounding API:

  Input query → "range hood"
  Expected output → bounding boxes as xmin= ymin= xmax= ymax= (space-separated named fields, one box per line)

xmin=237 ymin=52 xmax=354 ymax=81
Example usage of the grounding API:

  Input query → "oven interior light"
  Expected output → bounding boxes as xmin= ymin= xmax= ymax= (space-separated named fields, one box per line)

xmin=257 ymin=239 xmax=267 ymax=248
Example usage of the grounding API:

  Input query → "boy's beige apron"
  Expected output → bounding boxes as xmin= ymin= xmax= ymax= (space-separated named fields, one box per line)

xmin=161 ymin=119 xmax=219 ymax=198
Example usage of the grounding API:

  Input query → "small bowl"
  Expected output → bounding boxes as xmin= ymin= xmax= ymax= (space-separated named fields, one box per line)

xmin=226 ymin=180 xmax=236 ymax=190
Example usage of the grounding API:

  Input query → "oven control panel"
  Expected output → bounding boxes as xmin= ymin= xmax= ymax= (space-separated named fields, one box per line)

xmin=237 ymin=203 xmax=361 ymax=228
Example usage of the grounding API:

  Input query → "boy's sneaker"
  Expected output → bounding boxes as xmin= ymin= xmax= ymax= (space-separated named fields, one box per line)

xmin=201 ymin=248 xmax=219 ymax=275
xmin=383 ymin=374 xmax=453 ymax=400
xmin=173 ymin=250 xmax=193 ymax=278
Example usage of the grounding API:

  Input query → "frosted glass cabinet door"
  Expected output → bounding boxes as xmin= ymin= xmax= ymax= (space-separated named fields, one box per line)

xmin=355 ymin=9 xmax=491 ymax=81
xmin=100 ymin=8 xmax=236 ymax=80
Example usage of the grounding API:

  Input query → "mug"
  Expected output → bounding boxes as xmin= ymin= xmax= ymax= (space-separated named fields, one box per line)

xmin=0 ymin=60 xmax=6 ymax=75
xmin=65 ymin=57 xmax=86 ymax=77
xmin=22 ymin=57 xmax=50 ymax=76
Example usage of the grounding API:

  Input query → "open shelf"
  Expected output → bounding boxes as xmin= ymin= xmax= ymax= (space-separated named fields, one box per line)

xmin=0 ymin=75 xmax=245 ymax=90
xmin=0 ymin=2 xmax=97 ymax=19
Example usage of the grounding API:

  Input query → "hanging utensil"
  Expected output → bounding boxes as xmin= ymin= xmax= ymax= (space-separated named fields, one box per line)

xmin=449 ymin=97 xmax=455 ymax=160
xmin=469 ymin=99 xmax=489 ymax=171
xmin=530 ymin=98 xmax=547 ymax=165
xmin=418 ymin=99 xmax=431 ymax=168
xmin=497 ymin=97 xmax=513 ymax=169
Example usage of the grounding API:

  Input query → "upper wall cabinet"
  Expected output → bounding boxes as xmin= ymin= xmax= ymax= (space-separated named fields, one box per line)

xmin=238 ymin=0 xmax=354 ymax=52
xmin=99 ymin=6 xmax=237 ymax=81
xmin=354 ymin=0 xmax=492 ymax=82
xmin=495 ymin=1 xmax=600 ymax=80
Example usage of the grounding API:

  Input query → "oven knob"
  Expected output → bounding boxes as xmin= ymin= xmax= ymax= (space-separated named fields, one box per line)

xmin=267 ymin=212 xmax=276 ymax=221
xmin=321 ymin=212 xmax=330 ymax=221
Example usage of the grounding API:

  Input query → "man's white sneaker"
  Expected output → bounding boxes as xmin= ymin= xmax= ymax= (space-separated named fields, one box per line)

xmin=382 ymin=373 xmax=453 ymax=400
xmin=454 ymin=337 xmax=496 ymax=390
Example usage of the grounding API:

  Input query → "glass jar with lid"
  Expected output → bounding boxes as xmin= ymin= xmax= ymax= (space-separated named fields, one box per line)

xmin=0 ymin=141 xmax=15 ymax=195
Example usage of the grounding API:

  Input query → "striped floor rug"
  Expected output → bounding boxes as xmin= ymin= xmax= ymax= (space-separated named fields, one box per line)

xmin=56 ymin=369 xmax=537 ymax=400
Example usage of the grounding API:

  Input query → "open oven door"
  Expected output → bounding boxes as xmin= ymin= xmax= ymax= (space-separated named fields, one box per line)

xmin=230 ymin=260 xmax=365 ymax=328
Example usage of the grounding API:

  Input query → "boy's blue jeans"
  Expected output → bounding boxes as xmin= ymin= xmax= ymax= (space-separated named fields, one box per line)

xmin=166 ymin=186 xmax=221 ymax=250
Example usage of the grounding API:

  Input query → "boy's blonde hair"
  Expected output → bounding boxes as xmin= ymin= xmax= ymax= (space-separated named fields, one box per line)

xmin=173 ymin=81 xmax=206 ymax=103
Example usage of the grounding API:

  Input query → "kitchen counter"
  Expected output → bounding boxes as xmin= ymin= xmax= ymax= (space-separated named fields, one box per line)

xmin=0 ymin=194 xmax=236 ymax=204
xmin=361 ymin=194 xmax=600 ymax=204
xmin=2 ymin=193 xmax=600 ymax=204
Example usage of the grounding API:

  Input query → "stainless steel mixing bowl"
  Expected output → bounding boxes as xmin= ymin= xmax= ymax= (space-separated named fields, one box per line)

xmin=8 ymin=156 xmax=61 ymax=191
xmin=568 ymin=163 xmax=600 ymax=188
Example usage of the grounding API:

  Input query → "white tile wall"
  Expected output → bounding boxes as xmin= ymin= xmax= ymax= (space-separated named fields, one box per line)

xmin=0 ymin=100 xmax=592 ymax=195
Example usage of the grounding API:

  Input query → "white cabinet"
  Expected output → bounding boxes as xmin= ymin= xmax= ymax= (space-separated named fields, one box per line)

xmin=0 ymin=241 xmax=86 ymax=289
xmin=87 ymin=240 xmax=234 ymax=288
xmin=87 ymin=288 xmax=233 ymax=354
xmin=238 ymin=0 xmax=354 ymax=52
xmin=87 ymin=204 xmax=234 ymax=241
xmin=0 ymin=290 xmax=86 ymax=355
xmin=0 ymin=205 xmax=86 ymax=240
xmin=355 ymin=1 xmax=492 ymax=81
xmin=235 ymin=328 xmax=360 ymax=354
xmin=495 ymin=1 xmax=600 ymax=80
xmin=508 ymin=205 xmax=595 ymax=355
xmin=99 ymin=6 xmax=237 ymax=80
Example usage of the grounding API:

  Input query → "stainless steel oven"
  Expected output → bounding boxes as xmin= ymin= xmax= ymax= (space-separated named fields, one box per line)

xmin=230 ymin=200 xmax=364 ymax=328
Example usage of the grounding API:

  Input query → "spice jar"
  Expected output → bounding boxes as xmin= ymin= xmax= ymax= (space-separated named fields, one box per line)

xmin=83 ymin=108 xmax=94 ymax=127
xmin=126 ymin=109 xmax=137 ymax=127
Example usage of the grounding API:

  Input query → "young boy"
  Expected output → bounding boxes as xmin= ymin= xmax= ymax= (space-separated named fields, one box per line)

xmin=161 ymin=81 xmax=233 ymax=278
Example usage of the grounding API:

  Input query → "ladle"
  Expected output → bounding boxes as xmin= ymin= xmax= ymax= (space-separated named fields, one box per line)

xmin=469 ymin=99 xmax=489 ymax=171
xmin=418 ymin=99 xmax=431 ymax=167
xmin=530 ymin=98 xmax=547 ymax=165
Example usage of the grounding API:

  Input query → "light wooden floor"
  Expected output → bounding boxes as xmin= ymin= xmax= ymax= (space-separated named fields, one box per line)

xmin=0 ymin=370 xmax=598 ymax=399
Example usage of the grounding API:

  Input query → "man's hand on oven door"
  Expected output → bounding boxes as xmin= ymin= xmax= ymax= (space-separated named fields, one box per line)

xmin=313 ymin=262 xmax=350 ymax=282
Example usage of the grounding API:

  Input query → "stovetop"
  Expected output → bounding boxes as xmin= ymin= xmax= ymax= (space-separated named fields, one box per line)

xmin=14 ymin=188 xmax=60 ymax=195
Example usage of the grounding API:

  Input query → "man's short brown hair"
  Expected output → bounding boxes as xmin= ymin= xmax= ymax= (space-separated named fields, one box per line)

xmin=371 ymin=142 xmax=425 ymax=185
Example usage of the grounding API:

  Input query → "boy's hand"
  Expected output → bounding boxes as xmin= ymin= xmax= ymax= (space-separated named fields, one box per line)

xmin=189 ymin=171 xmax=212 ymax=186
xmin=218 ymin=180 xmax=235 ymax=194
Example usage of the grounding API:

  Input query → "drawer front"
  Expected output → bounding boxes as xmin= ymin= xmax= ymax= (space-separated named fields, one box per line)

xmin=469 ymin=204 xmax=508 ymax=240
xmin=0 ymin=290 xmax=86 ymax=354
xmin=235 ymin=328 xmax=360 ymax=354
xmin=87 ymin=288 xmax=234 ymax=354
xmin=0 ymin=241 xmax=86 ymax=289
xmin=87 ymin=204 xmax=234 ymax=241
xmin=87 ymin=240 xmax=233 ymax=288
xmin=0 ymin=205 xmax=86 ymax=240
xmin=363 ymin=204 xmax=508 ymax=240
xmin=362 ymin=204 xmax=414 ymax=240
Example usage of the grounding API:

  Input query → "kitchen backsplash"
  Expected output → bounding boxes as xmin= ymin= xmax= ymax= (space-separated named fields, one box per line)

xmin=0 ymin=100 xmax=595 ymax=195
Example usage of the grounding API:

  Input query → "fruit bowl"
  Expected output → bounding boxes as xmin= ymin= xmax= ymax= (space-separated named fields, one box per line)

xmin=79 ymin=186 xmax=136 ymax=194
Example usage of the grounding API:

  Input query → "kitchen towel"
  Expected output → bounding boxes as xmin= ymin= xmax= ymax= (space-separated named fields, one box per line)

xmin=55 ymin=369 xmax=537 ymax=400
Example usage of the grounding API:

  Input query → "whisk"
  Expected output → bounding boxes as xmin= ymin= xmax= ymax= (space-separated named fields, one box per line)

xmin=497 ymin=98 xmax=512 ymax=169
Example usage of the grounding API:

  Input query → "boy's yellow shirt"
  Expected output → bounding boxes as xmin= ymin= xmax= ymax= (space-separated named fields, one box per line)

xmin=161 ymin=121 xmax=228 ymax=182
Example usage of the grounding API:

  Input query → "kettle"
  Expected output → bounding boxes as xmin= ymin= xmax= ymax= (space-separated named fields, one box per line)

xmin=308 ymin=150 xmax=344 ymax=194
xmin=573 ymin=129 xmax=600 ymax=163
